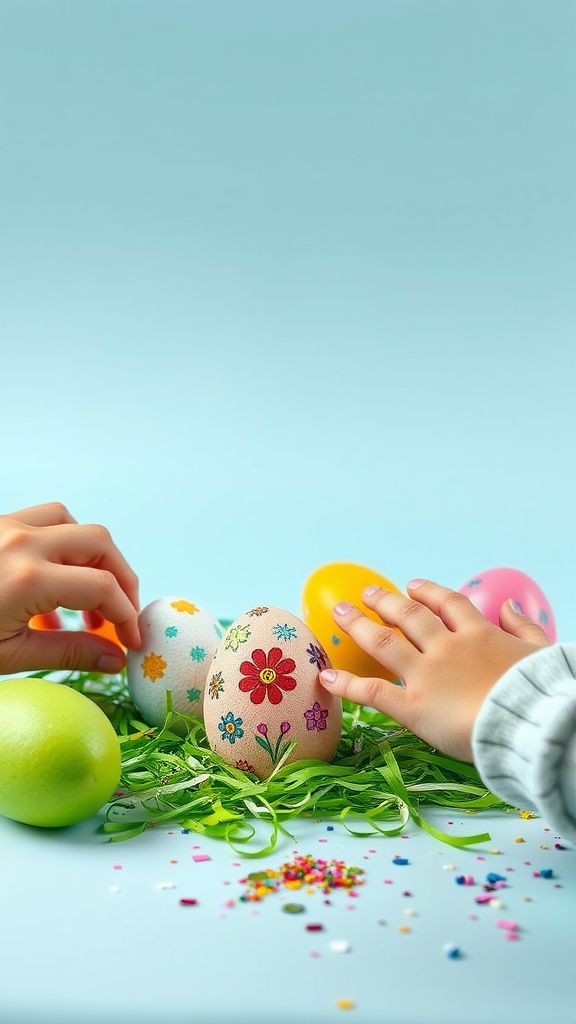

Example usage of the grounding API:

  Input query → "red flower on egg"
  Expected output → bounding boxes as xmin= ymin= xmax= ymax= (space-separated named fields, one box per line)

xmin=238 ymin=648 xmax=297 ymax=705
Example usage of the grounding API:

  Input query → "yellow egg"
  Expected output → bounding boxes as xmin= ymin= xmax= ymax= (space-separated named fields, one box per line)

xmin=203 ymin=605 xmax=342 ymax=779
xmin=301 ymin=561 xmax=403 ymax=682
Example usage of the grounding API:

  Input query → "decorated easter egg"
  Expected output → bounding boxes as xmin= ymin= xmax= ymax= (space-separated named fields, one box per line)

xmin=203 ymin=606 xmax=342 ymax=779
xmin=29 ymin=610 xmax=125 ymax=649
xmin=126 ymin=597 xmax=224 ymax=726
xmin=458 ymin=567 xmax=556 ymax=642
xmin=302 ymin=561 xmax=403 ymax=682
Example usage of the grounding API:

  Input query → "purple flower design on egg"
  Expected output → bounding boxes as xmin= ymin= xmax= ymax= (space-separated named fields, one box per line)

xmin=304 ymin=701 xmax=329 ymax=731
xmin=307 ymin=643 xmax=327 ymax=670
xmin=254 ymin=722 xmax=292 ymax=764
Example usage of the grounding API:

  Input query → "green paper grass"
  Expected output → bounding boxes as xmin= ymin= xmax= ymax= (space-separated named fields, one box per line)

xmin=31 ymin=661 xmax=512 ymax=855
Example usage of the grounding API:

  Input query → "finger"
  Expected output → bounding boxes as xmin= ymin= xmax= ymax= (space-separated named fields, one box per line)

xmin=406 ymin=578 xmax=487 ymax=631
xmin=332 ymin=601 xmax=419 ymax=679
xmin=319 ymin=667 xmax=408 ymax=722
xmin=3 ymin=501 xmax=78 ymax=527
xmin=361 ymin=585 xmax=446 ymax=651
xmin=30 ymin=564 xmax=141 ymax=650
xmin=31 ymin=522 xmax=140 ymax=613
xmin=6 ymin=628 xmax=126 ymax=674
xmin=498 ymin=599 xmax=551 ymax=647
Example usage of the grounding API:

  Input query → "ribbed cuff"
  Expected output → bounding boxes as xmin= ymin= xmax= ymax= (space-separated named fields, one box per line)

xmin=472 ymin=643 xmax=576 ymax=843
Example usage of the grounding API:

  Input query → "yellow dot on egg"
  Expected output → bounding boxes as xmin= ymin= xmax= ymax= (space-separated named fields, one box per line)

xmin=490 ymin=849 xmax=501 ymax=855
xmin=141 ymin=652 xmax=167 ymax=682
xmin=170 ymin=600 xmax=200 ymax=615
xmin=397 ymin=925 xmax=411 ymax=933
xmin=514 ymin=837 xmax=525 ymax=843
xmin=306 ymin=887 xmax=315 ymax=895
xmin=336 ymin=999 xmax=356 ymax=1011
xmin=266 ymin=869 xmax=278 ymax=878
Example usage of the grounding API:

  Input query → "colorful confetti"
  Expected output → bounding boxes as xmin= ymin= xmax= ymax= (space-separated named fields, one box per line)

xmin=239 ymin=855 xmax=365 ymax=903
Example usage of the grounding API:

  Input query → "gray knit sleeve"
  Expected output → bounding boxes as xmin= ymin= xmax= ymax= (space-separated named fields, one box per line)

xmin=471 ymin=643 xmax=576 ymax=844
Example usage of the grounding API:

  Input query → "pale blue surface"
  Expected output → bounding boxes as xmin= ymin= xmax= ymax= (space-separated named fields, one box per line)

xmin=0 ymin=807 xmax=574 ymax=1024
xmin=0 ymin=3 xmax=575 ymax=1020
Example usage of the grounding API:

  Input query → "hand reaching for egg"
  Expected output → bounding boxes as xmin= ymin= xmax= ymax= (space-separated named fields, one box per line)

xmin=317 ymin=576 xmax=552 ymax=763
xmin=0 ymin=501 xmax=141 ymax=676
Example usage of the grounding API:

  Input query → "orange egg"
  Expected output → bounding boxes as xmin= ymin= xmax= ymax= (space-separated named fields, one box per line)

xmin=29 ymin=612 xmax=62 ymax=631
xmin=29 ymin=610 xmax=124 ymax=650
xmin=301 ymin=561 xmax=403 ymax=683
xmin=82 ymin=612 xmax=124 ymax=649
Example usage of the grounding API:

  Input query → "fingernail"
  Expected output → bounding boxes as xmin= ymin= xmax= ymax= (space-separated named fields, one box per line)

xmin=334 ymin=601 xmax=354 ymax=615
xmin=96 ymin=653 xmax=125 ymax=674
xmin=363 ymin=585 xmax=382 ymax=597
xmin=407 ymin=578 xmax=426 ymax=589
xmin=320 ymin=669 xmax=337 ymax=685
xmin=509 ymin=599 xmax=523 ymax=614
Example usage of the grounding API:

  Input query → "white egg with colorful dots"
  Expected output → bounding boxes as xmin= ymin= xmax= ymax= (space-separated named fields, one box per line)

xmin=203 ymin=605 xmax=343 ymax=779
xmin=126 ymin=597 xmax=225 ymax=727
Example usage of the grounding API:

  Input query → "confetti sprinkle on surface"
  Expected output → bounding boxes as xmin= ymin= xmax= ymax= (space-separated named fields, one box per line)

xmin=330 ymin=939 xmax=351 ymax=953
xmin=442 ymin=942 xmax=461 ymax=959
xmin=239 ymin=855 xmax=365 ymax=903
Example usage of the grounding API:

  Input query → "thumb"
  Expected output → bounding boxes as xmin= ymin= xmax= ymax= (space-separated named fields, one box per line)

xmin=498 ymin=599 xmax=551 ymax=648
xmin=9 ymin=628 xmax=127 ymax=675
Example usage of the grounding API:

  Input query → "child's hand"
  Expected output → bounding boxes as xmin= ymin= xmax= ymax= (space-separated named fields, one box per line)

xmin=0 ymin=501 xmax=141 ymax=675
xmin=319 ymin=579 xmax=550 ymax=762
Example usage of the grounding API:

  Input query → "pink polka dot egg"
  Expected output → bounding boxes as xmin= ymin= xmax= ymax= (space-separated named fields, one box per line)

xmin=458 ymin=567 xmax=556 ymax=642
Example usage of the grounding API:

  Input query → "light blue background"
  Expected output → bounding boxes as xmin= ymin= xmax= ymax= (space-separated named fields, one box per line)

xmin=1 ymin=0 xmax=575 ymax=638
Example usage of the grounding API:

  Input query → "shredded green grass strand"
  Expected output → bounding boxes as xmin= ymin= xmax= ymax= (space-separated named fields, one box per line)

xmin=33 ymin=659 xmax=513 ymax=854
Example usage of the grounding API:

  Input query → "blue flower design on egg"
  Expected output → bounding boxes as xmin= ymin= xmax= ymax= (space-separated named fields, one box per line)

xmin=218 ymin=712 xmax=244 ymax=744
